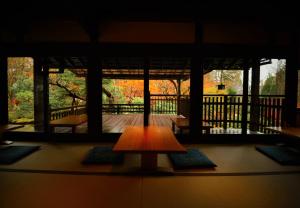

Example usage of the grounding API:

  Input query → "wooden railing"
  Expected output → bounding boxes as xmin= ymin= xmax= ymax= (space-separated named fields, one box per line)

xmin=150 ymin=94 xmax=177 ymax=114
xmin=257 ymin=96 xmax=285 ymax=133
xmin=102 ymin=104 xmax=144 ymax=114
xmin=202 ymin=95 xmax=285 ymax=131
xmin=49 ymin=95 xmax=285 ymax=133
xmin=102 ymin=94 xmax=179 ymax=114
xmin=203 ymin=95 xmax=243 ymax=128
xmin=49 ymin=105 xmax=86 ymax=120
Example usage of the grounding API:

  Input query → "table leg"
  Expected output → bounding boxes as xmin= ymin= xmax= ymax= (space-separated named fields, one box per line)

xmin=141 ymin=153 xmax=157 ymax=170
xmin=114 ymin=153 xmax=173 ymax=175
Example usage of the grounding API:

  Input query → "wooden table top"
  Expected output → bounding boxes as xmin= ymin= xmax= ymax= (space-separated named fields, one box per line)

xmin=265 ymin=126 xmax=300 ymax=138
xmin=50 ymin=114 xmax=87 ymax=126
xmin=171 ymin=117 xmax=213 ymax=129
xmin=0 ymin=124 xmax=24 ymax=133
xmin=113 ymin=126 xmax=187 ymax=153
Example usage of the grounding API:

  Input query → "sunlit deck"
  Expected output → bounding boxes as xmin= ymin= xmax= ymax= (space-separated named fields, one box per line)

xmin=68 ymin=114 xmax=177 ymax=133
xmin=11 ymin=114 xmax=263 ymax=134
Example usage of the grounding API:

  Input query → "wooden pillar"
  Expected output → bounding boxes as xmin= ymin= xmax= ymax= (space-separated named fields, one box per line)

xmin=284 ymin=29 xmax=298 ymax=127
xmin=144 ymin=58 xmax=150 ymax=126
xmin=190 ymin=21 xmax=204 ymax=138
xmin=0 ymin=57 xmax=8 ymax=124
xmin=34 ymin=57 xmax=46 ymax=131
xmin=242 ymin=59 xmax=250 ymax=135
xmin=42 ymin=64 xmax=49 ymax=133
xmin=250 ymin=58 xmax=260 ymax=131
xmin=177 ymin=79 xmax=181 ymax=115
xmin=87 ymin=55 xmax=101 ymax=136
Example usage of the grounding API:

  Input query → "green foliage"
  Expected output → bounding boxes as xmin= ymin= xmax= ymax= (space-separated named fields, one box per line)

xmin=15 ymin=91 xmax=34 ymax=118
xmin=152 ymin=101 xmax=176 ymax=114
xmin=8 ymin=58 xmax=34 ymax=123
xmin=132 ymin=97 xmax=144 ymax=104
xmin=260 ymin=60 xmax=285 ymax=95
xmin=8 ymin=58 xmax=87 ymax=123
xmin=261 ymin=74 xmax=277 ymax=95
xmin=102 ymin=79 xmax=126 ymax=104
xmin=49 ymin=69 xmax=86 ymax=109
xmin=227 ymin=87 xmax=237 ymax=95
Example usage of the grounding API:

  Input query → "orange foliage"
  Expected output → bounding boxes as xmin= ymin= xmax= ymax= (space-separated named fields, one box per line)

xmin=112 ymin=73 xmax=223 ymax=101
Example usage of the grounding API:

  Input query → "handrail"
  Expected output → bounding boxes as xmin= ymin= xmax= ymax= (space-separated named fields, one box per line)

xmin=50 ymin=105 xmax=86 ymax=112
xmin=49 ymin=95 xmax=285 ymax=134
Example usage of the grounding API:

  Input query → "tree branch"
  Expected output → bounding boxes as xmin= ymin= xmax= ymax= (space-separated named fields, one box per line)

xmin=49 ymin=81 xmax=86 ymax=101
xmin=169 ymin=80 xmax=178 ymax=94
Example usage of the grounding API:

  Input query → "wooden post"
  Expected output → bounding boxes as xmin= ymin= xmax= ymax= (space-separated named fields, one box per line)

xmin=284 ymin=29 xmax=298 ymax=127
xmin=87 ymin=55 xmax=101 ymax=136
xmin=144 ymin=58 xmax=150 ymax=126
xmin=250 ymin=58 xmax=260 ymax=131
xmin=223 ymin=95 xmax=228 ymax=130
xmin=242 ymin=59 xmax=250 ymax=135
xmin=0 ymin=57 xmax=8 ymax=125
xmin=190 ymin=21 xmax=204 ymax=138
xmin=34 ymin=57 xmax=46 ymax=131
xmin=177 ymin=79 xmax=181 ymax=115
xmin=42 ymin=64 xmax=50 ymax=133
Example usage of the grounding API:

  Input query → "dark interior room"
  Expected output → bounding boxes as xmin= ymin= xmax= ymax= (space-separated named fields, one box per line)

xmin=1 ymin=2 xmax=300 ymax=208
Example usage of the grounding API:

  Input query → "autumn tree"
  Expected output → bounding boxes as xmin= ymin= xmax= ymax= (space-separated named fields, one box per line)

xmin=49 ymin=69 xmax=86 ymax=109
xmin=8 ymin=57 xmax=34 ymax=123
xmin=260 ymin=60 xmax=285 ymax=95
xmin=204 ymin=70 xmax=242 ymax=94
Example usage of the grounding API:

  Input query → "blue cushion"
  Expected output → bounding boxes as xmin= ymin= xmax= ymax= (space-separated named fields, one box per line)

xmin=256 ymin=146 xmax=300 ymax=165
xmin=0 ymin=146 xmax=40 ymax=164
xmin=82 ymin=146 xmax=124 ymax=164
xmin=169 ymin=148 xmax=216 ymax=169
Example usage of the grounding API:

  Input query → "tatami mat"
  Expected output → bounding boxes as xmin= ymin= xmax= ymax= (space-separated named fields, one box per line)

xmin=1 ymin=172 xmax=300 ymax=208
xmin=1 ymin=142 xmax=300 ymax=208
xmin=1 ymin=142 xmax=300 ymax=175
xmin=0 ymin=172 xmax=141 ymax=208
xmin=142 ymin=174 xmax=300 ymax=208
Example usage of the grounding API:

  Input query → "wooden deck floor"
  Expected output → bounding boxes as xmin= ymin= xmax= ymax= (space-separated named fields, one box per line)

xmin=103 ymin=114 xmax=176 ymax=133
xmin=58 ymin=114 xmax=177 ymax=133
xmin=10 ymin=114 xmax=259 ymax=134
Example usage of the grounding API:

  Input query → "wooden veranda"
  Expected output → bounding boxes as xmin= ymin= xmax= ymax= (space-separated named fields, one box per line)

xmin=52 ymin=114 xmax=177 ymax=133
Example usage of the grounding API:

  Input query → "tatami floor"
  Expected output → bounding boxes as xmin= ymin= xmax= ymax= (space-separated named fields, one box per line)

xmin=1 ymin=142 xmax=300 ymax=208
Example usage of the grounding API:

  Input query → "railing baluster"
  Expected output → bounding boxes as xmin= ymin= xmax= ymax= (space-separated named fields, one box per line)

xmin=263 ymin=98 xmax=268 ymax=129
xmin=223 ymin=95 xmax=228 ymax=130
xmin=204 ymin=97 xmax=207 ymax=122
xmin=233 ymin=97 xmax=236 ymax=128
xmin=50 ymin=95 xmax=285 ymax=133
xmin=237 ymin=97 xmax=241 ymax=128
xmin=228 ymin=96 xmax=232 ymax=128
xmin=271 ymin=98 xmax=276 ymax=126
xmin=276 ymin=98 xmax=280 ymax=127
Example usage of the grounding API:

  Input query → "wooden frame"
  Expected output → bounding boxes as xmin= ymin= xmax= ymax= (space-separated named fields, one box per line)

xmin=0 ymin=24 xmax=294 ymax=141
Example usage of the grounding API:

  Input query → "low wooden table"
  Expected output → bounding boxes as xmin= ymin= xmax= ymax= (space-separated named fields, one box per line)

xmin=171 ymin=117 xmax=213 ymax=134
xmin=49 ymin=114 xmax=87 ymax=133
xmin=0 ymin=124 xmax=24 ymax=145
xmin=113 ymin=126 xmax=186 ymax=173
xmin=265 ymin=126 xmax=300 ymax=138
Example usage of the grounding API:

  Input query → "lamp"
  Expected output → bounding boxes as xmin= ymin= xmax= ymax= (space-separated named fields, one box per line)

xmin=217 ymin=70 xmax=225 ymax=90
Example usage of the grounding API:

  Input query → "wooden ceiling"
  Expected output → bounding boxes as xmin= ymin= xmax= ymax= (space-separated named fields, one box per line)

xmin=45 ymin=57 xmax=271 ymax=80
xmin=1 ymin=2 xmax=296 ymax=23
